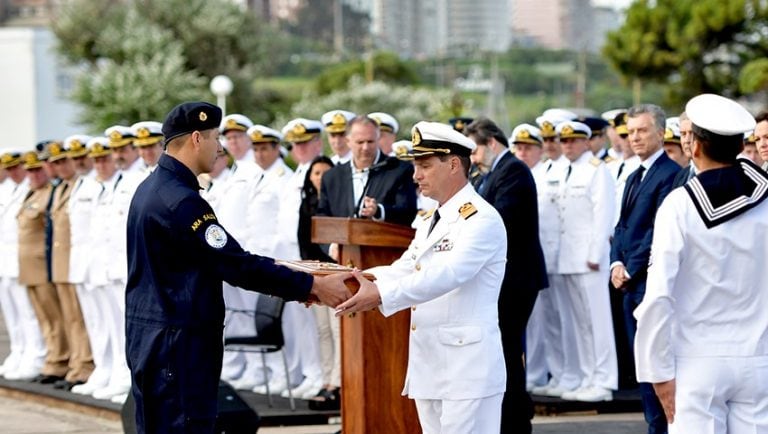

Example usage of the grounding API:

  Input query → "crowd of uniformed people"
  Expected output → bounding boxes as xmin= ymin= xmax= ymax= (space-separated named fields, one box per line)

xmin=1 ymin=96 xmax=767 ymax=433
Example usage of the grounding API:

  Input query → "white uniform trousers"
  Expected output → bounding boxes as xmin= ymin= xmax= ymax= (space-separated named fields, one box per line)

xmin=581 ymin=269 xmax=618 ymax=390
xmin=559 ymin=273 xmax=596 ymax=389
xmin=0 ymin=276 xmax=45 ymax=375
xmin=76 ymin=283 xmax=111 ymax=389
xmin=671 ymin=356 xmax=768 ymax=434
xmin=96 ymin=281 xmax=130 ymax=390
xmin=312 ymin=305 xmax=341 ymax=387
xmin=281 ymin=302 xmax=322 ymax=387
xmin=221 ymin=282 xmax=247 ymax=381
xmin=415 ymin=393 xmax=503 ymax=434
xmin=525 ymin=288 xmax=549 ymax=388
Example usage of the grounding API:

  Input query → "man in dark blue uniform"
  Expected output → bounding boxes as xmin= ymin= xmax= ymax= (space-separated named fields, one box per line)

xmin=125 ymin=102 xmax=351 ymax=433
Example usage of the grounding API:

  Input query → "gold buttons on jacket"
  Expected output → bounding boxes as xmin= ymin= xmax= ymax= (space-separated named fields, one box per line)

xmin=411 ymin=325 xmax=416 ymax=331
xmin=415 ymin=263 xmax=421 ymax=271
xmin=411 ymin=306 xmax=416 ymax=311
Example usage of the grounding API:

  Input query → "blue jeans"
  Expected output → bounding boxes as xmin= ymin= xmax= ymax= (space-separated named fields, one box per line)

xmin=624 ymin=289 xmax=668 ymax=434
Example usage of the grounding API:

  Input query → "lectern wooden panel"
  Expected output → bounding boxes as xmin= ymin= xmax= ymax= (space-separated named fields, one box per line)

xmin=312 ymin=217 xmax=420 ymax=434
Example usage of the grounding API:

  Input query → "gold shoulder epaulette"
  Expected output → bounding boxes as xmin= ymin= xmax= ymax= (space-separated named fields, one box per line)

xmin=459 ymin=202 xmax=477 ymax=219
xmin=590 ymin=157 xmax=602 ymax=167
xmin=277 ymin=167 xmax=285 ymax=177
xmin=422 ymin=208 xmax=435 ymax=220
xmin=604 ymin=155 xmax=615 ymax=163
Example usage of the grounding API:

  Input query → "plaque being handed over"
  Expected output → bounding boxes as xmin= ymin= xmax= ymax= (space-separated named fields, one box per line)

xmin=275 ymin=260 xmax=375 ymax=297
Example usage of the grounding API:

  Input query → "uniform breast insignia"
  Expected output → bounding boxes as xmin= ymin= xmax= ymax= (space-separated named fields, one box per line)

xmin=422 ymin=208 xmax=435 ymax=220
xmin=590 ymin=157 xmax=602 ymax=167
xmin=433 ymin=238 xmax=453 ymax=252
xmin=604 ymin=155 xmax=615 ymax=163
xmin=205 ymin=224 xmax=227 ymax=249
xmin=458 ymin=202 xmax=477 ymax=219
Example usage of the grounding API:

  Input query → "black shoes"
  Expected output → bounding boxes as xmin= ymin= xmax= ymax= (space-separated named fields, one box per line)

xmin=31 ymin=374 xmax=65 ymax=384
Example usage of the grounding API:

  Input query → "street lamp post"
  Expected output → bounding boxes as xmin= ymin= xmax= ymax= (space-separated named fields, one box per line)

xmin=209 ymin=75 xmax=234 ymax=116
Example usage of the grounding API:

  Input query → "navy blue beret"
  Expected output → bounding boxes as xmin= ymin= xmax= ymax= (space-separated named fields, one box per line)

xmin=162 ymin=102 xmax=223 ymax=143
xmin=580 ymin=116 xmax=610 ymax=134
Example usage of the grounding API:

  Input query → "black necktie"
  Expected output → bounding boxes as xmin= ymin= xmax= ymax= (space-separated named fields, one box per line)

xmin=565 ymin=164 xmax=573 ymax=182
xmin=625 ymin=165 xmax=646 ymax=209
xmin=617 ymin=161 xmax=625 ymax=179
xmin=428 ymin=210 xmax=441 ymax=235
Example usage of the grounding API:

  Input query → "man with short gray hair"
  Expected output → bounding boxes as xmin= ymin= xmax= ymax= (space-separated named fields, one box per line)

xmin=610 ymin=103 xmax=680 ymax=434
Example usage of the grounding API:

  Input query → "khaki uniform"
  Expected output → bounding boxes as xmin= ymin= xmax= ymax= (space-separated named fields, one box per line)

xmin=51 ymin=177 xmax=94 ymax=382
xmin=18 ymin=183 xmax=69 ymax=377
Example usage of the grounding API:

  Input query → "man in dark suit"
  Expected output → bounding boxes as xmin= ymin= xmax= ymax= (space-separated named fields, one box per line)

xmin=610 ymin=104 xmax=680 ymax=434
xmin=318 ymin=115 xmax=417 ymax=226
xmin=466 ymin=118 xmax=548 ymax=434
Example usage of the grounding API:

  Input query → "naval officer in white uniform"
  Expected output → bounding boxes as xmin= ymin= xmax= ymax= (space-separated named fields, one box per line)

xmin=635 ymin=93 xmax=768 ymax=433
xmin=336 ymin=121 xmax=507 ymax=434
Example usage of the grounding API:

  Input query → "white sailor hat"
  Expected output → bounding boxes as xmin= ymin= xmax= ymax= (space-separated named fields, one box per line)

xmin=556 ymin=121 xmax=592 ymax=140
xmin=247 ymin=124 xmax=283 ymax=144
xmin=104 ymin=125 xmax=135 ymax=148
xmin=219 ymin=114 xmax=253 ymax=134
xmin=368 ymin=112 xmax=399 ymax=134
xmin=87 ymin=137 xmax=111 ymax=158
xmin=321 ymin=110 xmax=356 ymax=134
xmin=57 ymin=135 xmax=91 ymax=161
xmin=391 ymin=139 xmax=412 ymax=159
xmin=664 ymin=117 xmax=681 ymax=144
xmin=685 ymin=94 xmax=756 ymax=137
xmin=131 ymin=121 xmax=163 ymax=147
xmin=510 ymin=124 xmax=543 ymax=146
xmin=400 ymin=121 xmax=476 ymax=160
xmin=282 ymin=118 xmax=322 ymax=143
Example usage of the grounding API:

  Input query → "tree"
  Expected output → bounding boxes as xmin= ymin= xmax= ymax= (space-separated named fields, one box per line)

xmin=314 ymin=51 xmax=420 ymax=94
xmin=52 ymin=0 xmax=290 ymax=129
xmin=603 ymin=0 xmax=768 ymax=105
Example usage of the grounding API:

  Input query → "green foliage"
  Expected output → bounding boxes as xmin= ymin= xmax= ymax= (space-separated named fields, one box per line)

xmin=51 ymin=0 xmax=290 ymax=129
xmin=278 ymin=76 xmax=454 ymax=139
xmin=603 ymin=0 xmax=768 ymax=105
xmin=314 ymin=52 xmax=420 ymax=94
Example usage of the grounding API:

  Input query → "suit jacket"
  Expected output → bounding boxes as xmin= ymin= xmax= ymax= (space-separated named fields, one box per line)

xmin=671 ymin=164 xmax=693 ymax=189
xmin=371 ymin=184 xmax=506 ymax=400
xmin=610 ymin=152 xmax=679 ymax=289
xmin=17 ymin=183 xmax=53 ymax=286
xmin=480 ymin=152 xmax=548 ymax=294
xmin=318 ymin=154 xmax=417 ymax=226
xmin=51 ymin=177 xmax=76 ymax=283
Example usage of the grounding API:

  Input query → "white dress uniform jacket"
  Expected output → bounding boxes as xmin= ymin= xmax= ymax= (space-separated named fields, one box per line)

xmin=371 ymin=184 xmax=507 ymax=400
xmin=0 ymin=178 xmax=29 ymax=278
xmin=556 ymin=151 xmax=615 ymax=273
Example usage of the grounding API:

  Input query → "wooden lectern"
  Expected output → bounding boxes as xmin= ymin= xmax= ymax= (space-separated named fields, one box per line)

xmin=312 ymin=217 xmax=420 ymax=434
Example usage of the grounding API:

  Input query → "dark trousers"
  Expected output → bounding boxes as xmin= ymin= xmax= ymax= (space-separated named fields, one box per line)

xmin=623 ymin=289 xmax=668 ymax=434
xmin=499 ymin=287 xmax=540 ymax=434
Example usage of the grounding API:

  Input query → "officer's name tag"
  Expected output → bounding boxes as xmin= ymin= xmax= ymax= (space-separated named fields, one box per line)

xmin=205 ymin=224 xmax=228 ymax=248
xmin=191 ymin=213 xmax=217 ymax=231
xmin=433 ymin=238 xmax=453 ymax=252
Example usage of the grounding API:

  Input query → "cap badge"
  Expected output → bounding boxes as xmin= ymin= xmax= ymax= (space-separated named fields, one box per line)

xmin=1 ymin=154 xmax=12 ymax=164
xmin=395 ymin=144 xmax=409 ymax=158
xmin=93 ymin=144 xmax=104 ymax=153
xmin=371 ymin=115 xmax=382 ymax=126
xmin=199 ymin=111 xmax=208 ymax=122
xmin=454 ymin=119 xmax=465 ymax=130
xmin=50 ymin=143 xmax=62 ymax=156
xmin=250 ymin=130 xmax=263 ymax=141
xmin=561 ymin=125 xmax=574 ymax=136
xmin=24 ymin=152 xmax=38 ymax=165
xmin=292 ymin=123 xmax=307 ymax=135
xmin=331 ymin=112 xmax=347 ymax=126
xmin=109 ymin=130 xmax=123 ymax=141
xmin=517 ymin=129 xmax=531 ymax=140
xmin=541 ymin=122 xmax=555 ymax=135
xmin=664 ymin=128 xmax=674 ymax=140
xmin=137 ymin=127 xmax=150 ymax=139
xmin=412 ymin=128 xmax=422 ymax=146
xmin=225 ymin=118 xmax=238 ymax=129
xmin=205 ymin=224 xmax=228 ymax=249
xmin=70 ymin=140 xmax=82 ymax=150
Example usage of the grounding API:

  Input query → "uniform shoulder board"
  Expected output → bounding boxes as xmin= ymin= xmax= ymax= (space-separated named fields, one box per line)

xmin=422 ymin=208 xmax=435 ymax=220
xmin=458 ymin=202 xmax=477 ymax=219
xmin=603 ymin=155 xmax=615 ymax=163
xmin=590 ymin=157 xmax=603 ymax=167
xmin=276 ymin=167 xmax=285 ymax=177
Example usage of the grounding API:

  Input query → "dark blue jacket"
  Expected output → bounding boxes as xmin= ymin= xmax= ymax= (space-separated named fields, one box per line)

xmin=125 ymin=154 xmax=313 ymax=433
xmin=610 ymin=152 xmax=680 ymax=290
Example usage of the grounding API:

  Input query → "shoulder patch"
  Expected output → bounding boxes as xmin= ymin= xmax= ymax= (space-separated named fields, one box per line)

xmin=422 ymin=208 xmax=435 ymax=220
xmin=458 ymin=202 xmax=477 ymax=219
xmin=590 ymin=157 xmax=602 ymax=167
xmin=204 ymin=224 xmax=228 ymax=248
xmin=604 ymin=155 xmax=615 ymax=163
